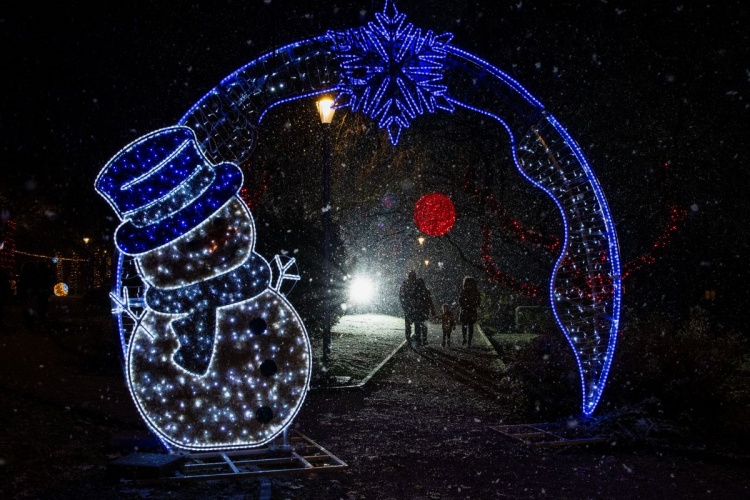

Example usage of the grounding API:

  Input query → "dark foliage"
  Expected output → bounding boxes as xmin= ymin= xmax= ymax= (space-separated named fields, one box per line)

xmin=605 ymin=306 xmax=746 ymax=425
xmin=253 ymin=204 xmax=347 ymax=342
xmin=503 ymin=328 xmax=579 ymax=421
xmin=502 ymin=305 xmax=749 ymax=451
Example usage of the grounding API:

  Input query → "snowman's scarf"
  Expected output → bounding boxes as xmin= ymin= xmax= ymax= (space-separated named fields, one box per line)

xmin=145 ymin=252 xmax=271 ymax=376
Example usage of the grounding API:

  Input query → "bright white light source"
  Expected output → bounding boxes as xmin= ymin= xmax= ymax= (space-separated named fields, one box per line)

xmin=349 ymin=276 xmax=376 ymax=304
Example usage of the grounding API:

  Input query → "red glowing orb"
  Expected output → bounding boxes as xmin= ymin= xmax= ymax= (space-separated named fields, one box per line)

xmin=414 ymin=193 xmax=456 ymax=236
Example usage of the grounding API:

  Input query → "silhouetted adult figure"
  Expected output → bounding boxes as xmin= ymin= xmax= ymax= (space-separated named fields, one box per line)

xmin=458 ymin=276 xmax=481 ymax=347
xmin=399 ymin=270 xmax=419 ymax=347
xmin=413 ymin=277 xmax=435 ymax=346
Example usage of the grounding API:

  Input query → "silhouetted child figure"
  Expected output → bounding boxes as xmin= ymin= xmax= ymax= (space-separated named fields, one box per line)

xmin=440 ymin=303 xmax=456 ymax=348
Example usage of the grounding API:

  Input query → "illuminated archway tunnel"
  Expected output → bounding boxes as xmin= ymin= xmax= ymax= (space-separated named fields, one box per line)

xmin=97 ymin=0 xmax=621 ymax=451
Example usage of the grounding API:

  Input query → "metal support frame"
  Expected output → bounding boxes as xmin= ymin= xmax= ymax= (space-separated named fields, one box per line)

xmin=490 ymin=423 xmax=606 ymax=447
xmin=115 ymin=430 xmax=347 ymax=485
xmin=321 ymin=121 xmax=332 ymax=382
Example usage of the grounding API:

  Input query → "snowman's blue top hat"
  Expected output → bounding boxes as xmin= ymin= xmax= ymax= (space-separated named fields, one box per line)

xmin=95 ymin=126 xmax=243 ymax=255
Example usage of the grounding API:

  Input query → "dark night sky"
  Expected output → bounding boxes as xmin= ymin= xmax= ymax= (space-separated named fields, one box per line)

xmin=2 ymin=1 xmax=748 ymax=319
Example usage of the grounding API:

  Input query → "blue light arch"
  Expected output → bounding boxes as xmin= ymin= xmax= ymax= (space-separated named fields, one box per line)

xmin=178 ymin=1 xmax=622 ymax=417
xmin=103 ymin=0 xmax=621 ymax=448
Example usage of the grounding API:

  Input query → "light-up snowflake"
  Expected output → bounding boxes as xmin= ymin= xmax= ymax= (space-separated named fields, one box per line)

xmin=328 ymin=0 xmax=454 ymax=145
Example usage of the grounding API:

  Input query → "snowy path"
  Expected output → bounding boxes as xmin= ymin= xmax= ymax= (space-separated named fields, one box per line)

xmin=311 ymin=314 xmax=500 ymax=387
xmin=312 ymin=314 xmax=406 ymax=386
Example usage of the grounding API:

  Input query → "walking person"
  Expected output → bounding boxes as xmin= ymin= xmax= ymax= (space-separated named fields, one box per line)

xmin=440 ymin=303 xmax=456 ymax=348
xmin=413 ymin=277 xmax=435 ymax=347
xmin=458 ymin=276 xmax=481 ymax=347
xmin=399 ymin=270 xmax=419 ymax=347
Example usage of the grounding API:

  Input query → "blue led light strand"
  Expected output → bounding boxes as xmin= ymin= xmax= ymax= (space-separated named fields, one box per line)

xmin=446 ymin=94 xmax=621 ymax=416
xmin=328 ymin=0 xmax=453 ymax=144
xmin=97 ymin=1 xmax=624 ymax=445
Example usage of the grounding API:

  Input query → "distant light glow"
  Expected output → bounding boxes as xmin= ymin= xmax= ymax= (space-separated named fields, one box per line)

xmin=349 ymin=276 xmax=377 ymax=304
xmin=53 ymin=282 xmax=68 ymax=297
xmin=316 ymin=97 xmax=336 ymax=124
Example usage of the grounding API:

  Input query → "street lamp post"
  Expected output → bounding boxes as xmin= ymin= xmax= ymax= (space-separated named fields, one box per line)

xmin=316 ymin=97 xmax=335 ymax=383
xmin=417 ymin=235 xmax=426 ymax=271
xmin=82 ymin=237 xmax=91 ymax=296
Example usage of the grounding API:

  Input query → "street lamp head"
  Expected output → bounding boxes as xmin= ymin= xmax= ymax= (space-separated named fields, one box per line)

xmin=316 ymin=97 xmax=336 ymax=124
xmin=417 ymin=236 xmax=425 ymax=245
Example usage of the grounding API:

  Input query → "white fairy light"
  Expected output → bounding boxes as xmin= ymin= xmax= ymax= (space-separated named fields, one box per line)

xmin=97 ymin=126 xmax=312 ymax=451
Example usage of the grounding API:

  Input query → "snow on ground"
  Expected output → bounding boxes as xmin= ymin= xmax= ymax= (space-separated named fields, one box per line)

xmin=311 ymin=313 xmax=408 ymax=385
xmin=309 ymin=313 xmax=493 ymax=387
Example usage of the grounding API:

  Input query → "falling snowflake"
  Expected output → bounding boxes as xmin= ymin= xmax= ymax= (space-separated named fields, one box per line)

xmin=327 ymin=0 xmax=454 ymax=145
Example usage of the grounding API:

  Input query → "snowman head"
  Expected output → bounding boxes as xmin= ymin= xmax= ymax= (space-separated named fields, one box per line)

xmin=95 ymin=126 xmax=244 ymax=256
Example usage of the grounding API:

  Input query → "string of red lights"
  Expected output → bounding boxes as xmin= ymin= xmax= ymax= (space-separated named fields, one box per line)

xmin=466 ymin=169 xmax=689 ymax=298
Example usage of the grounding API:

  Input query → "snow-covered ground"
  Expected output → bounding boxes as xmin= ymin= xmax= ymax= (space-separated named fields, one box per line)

xmin=310 ymin=313 xmax=496 ymax=387
xmin=311 ymin=313 xmax=407 ymax=386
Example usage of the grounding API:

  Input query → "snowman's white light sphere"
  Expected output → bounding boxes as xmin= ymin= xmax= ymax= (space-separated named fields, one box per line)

xmin=128 ymin=290 xmax=310 ymax=450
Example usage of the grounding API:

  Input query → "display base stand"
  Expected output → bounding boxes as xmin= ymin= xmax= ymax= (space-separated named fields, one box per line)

xmin=107 ymin=429 xmax=347 ymax=486
xmin=489 ymin=423 xmax=607 ymax=447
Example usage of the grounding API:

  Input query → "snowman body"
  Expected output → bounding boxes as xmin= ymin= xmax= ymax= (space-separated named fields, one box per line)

xmin=96 ymin=127 xmax=312 ymax=451
xmin=128 ymin=291 xmax=310 ymax=449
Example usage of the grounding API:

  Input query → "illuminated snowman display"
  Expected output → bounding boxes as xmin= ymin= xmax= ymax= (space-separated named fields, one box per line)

xmin=95 ymin=126 xmax=311 ymax=451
